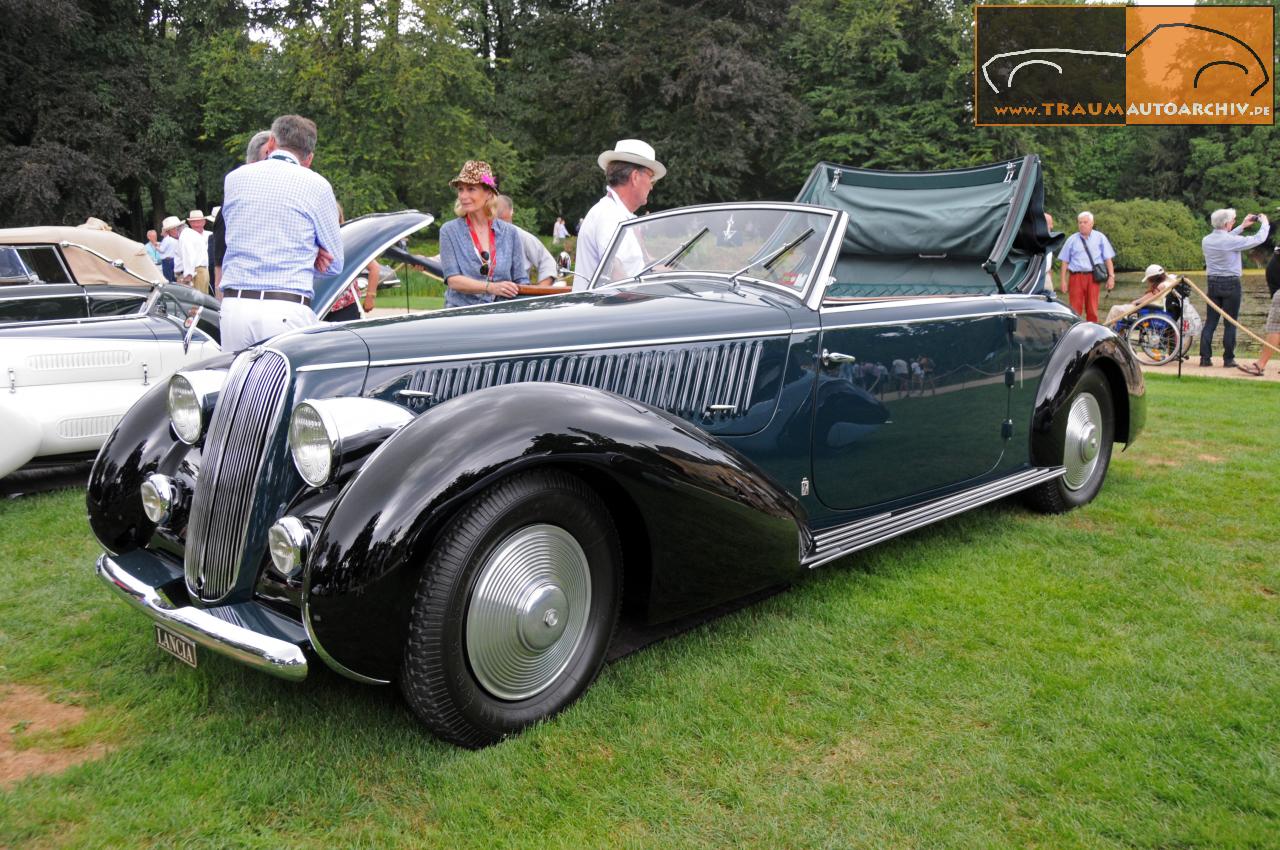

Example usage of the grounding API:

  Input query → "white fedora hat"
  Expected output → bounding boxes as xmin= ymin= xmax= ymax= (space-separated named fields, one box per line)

xmin=1141 ymin=263 xmax=1166 ymax=282
xmin=186 ymin=209 xmax=206 ymax=222
xmin=597 ymin=139 xmax=666 ymax=182
xmin=161 ymin=215 xmax=183 ymax=232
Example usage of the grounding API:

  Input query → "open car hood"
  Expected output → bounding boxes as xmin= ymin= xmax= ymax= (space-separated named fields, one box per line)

xmin=311 ymin=211 xmax=434 ymax=316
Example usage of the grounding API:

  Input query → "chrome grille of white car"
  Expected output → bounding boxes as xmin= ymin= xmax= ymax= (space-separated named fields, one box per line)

xmin=184 ymin=351 xmax=290 ymax=602
xmin=406 ymin=340 xmax=763 ymax=420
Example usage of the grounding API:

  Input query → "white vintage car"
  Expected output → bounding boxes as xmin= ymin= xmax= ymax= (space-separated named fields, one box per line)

xmin=0 ymin=226 xmax=221 ymax=478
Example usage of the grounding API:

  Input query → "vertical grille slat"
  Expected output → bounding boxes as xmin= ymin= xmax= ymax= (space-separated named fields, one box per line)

xmin=185 ymin=351 xmax=289 ymax=602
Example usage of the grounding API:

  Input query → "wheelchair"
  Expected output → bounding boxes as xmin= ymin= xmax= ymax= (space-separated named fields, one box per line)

xmin=1110 ymin=282 xmax=1196 ymax=366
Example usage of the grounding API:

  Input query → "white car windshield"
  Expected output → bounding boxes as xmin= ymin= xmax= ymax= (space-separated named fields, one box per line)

xmin=593 ymin=206 xmax=836 ymax=296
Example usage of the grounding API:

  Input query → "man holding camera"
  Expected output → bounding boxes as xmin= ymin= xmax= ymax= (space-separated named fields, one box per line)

xmin=1058 ymin=211 xmax=1115 ymax=323
xmin=1200 ymin=208 xmax=1270 ymax=368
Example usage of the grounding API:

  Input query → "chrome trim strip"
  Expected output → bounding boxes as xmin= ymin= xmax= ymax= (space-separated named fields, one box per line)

xmin=804 ymin=466 xmax=1065 ymax=569
xmin=819 ymin=310 xmax=1007 ymax=331
xmin=362 ymin=329 xmax=792 ymax=370
xmin=820 ymin=295 xmax=1003 ymax=314
xmin=302 ymin=598 xmax=390 ymax=685
xmin=96 ymin=554 xmax=308 ymax=681
xmin=295 ymin=360 xmax=369 ymax=373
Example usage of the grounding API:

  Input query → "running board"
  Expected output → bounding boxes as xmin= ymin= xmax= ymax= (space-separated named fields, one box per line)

xmin=803 ymin=466 xmax=1065 ymax=569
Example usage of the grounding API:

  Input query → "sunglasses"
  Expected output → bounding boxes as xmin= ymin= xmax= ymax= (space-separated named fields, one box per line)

xmin=479 ymin=250 xmax=490 ymax=277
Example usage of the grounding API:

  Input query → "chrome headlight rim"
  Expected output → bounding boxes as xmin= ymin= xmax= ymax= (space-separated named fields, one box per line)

xmin=288 ymin=397 xmax=414 ymax=489
xmin=167 ymin=369 xmax=226 ymax=445
xmin=288 ymin=401 xmax=339 ymax=488
xmin=268 ymin=516 xmax=312 ymax=579
xmin=139 ymin=473 xmax=175 ymax=525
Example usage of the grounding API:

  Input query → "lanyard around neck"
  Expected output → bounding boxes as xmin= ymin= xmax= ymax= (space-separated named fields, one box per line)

xmin=466 ymin=218 xmax=496 ymax=281
xmin=269 ymin=151 xmax=300 ymax=166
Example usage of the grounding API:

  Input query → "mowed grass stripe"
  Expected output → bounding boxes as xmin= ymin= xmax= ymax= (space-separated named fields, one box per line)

xmin=0 ymin=373 xmax=1276 ymax=848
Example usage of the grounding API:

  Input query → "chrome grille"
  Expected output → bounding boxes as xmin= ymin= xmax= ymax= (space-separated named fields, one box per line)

xmin=185 ymin=351 xmax=290 ymax=602
xmin=406 ymin=340 xmax=763 ymax=419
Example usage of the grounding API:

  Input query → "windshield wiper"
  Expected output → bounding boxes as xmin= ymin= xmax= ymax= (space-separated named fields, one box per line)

xmin=727 ymin=227 xmax=815 ymax=294
xmin=628 ymin=226 xmax=709 ymax=284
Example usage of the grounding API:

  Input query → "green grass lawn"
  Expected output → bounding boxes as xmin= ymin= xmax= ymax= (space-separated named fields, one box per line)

xmin=1 ymin=374 xmax=1277 ymax=848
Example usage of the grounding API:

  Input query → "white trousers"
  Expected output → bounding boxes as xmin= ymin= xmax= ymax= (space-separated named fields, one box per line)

xmin=220 ymin=297 xmax=318 ymax=352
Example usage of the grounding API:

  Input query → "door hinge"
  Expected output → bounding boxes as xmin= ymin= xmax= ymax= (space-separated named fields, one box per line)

xmin=8 ymin=368 xmax=16 ymax=393
xmin=142 ymin=363 xmax=149 ymax=386
xmin=1004 ymin=366 xmax=1016 ymax=388
xmin=1001 ymin=419 xmax=1014 ymax=440
xmin=800 ymin=477 xmax=810 ymax=496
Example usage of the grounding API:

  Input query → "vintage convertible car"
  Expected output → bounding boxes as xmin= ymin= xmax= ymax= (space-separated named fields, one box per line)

xmin=90 ymin=156 xmax=1145 ymax=747
xmin=0 ymin=213 xmax=429 ymax=478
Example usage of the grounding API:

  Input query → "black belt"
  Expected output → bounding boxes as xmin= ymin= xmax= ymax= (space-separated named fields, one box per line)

xmin=224 ymin=288 xmax=312 ymax=306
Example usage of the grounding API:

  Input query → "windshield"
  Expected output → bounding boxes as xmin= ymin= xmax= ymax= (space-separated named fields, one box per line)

xmin=593 ymin=205 xmax=836 ymax=296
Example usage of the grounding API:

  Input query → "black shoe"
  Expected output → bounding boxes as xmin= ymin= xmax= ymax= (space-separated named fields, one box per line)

xmin=1223 ymin=361 xmax=1238 ymax=368
xmin=1199 ymin=359 xmax=1213 ymax=366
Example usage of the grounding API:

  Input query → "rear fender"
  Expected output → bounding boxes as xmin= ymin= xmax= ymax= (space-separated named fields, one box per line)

xmin=303 ymin=382 xmax=807 ymax=683
xmin=1032 ymin=322 xmax=1145 ymax=465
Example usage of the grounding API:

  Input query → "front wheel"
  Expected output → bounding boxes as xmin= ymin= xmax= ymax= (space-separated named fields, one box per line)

xmin=401 ymin=469 xmax=621 ymax=748
xmin=1024 ymin=368 xmax=1115 ymax=514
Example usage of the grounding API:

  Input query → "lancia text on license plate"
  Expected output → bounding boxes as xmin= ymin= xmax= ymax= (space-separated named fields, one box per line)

xmin=155 ymin=624 xmax=198 ymax=668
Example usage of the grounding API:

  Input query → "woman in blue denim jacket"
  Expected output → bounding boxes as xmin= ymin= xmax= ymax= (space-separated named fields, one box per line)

xmin=439 ymin=161 xmax=528 ymax=308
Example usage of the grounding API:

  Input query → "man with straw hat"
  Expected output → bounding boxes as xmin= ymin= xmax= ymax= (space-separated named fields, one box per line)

xmin=178 ymin=209 xmax=211 ymax=294
xmin=574 ymin=138 xmax=666 ymax=290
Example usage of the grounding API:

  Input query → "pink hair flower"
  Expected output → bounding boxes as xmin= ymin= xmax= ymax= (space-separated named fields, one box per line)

xmin=481 ymin=174 xmax=496 ymax=188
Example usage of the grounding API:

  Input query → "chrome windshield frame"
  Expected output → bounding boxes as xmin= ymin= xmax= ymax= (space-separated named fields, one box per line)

xmin=589 ymin=202 xmax=845 ymax=305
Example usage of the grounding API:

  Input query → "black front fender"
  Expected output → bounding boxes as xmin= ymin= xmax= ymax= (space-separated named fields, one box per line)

xmin=1033 ymin=322 xmax=1145 ymax=463
xmin=303 ymin=382 xmax=807 ymax=683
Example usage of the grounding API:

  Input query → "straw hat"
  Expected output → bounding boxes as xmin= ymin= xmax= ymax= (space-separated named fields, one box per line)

xmin=597 ymin=139 xmax=665 ymax=181
xmin=161 ymin=216 xmax=183 ymax=232
xmin=1141 ymin=264 xmax=1166 ymax=282
xmin=186 ymin=210 xmax=206 ymax=222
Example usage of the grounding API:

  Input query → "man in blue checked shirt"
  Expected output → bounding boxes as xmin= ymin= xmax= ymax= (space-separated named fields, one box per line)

xmin=218 ymin=114 xmax=343 ymax=351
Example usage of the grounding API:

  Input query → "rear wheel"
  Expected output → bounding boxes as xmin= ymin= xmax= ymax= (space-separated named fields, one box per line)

xmin=1025 ymin=368 xmax=1115 ymax=514
xmin=1126 ymin=314 xmax=1180 ymax=365
xmin=400 ymin=469 xmax=621 ymax=748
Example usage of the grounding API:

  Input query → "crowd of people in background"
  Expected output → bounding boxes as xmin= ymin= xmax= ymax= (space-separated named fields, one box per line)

xmin=124 ymin=115 xmax=1279 ymax=370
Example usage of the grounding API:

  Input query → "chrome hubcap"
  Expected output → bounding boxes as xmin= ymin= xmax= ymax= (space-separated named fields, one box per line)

xmin=1063 ymin=392 xmax=1103 ymax=491
xmin=466 ymin=524 xmax=591 ymax=700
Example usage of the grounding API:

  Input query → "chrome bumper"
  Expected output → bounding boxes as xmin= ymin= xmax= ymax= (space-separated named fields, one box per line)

xmin=96 ymin=552 xmax=308 ymax=681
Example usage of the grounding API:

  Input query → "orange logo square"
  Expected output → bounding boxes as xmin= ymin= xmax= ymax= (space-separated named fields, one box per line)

xmin=1127 ymin=6 xmax=1273 ymax=125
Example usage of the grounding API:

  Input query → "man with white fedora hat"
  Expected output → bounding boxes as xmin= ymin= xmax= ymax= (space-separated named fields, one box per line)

xmin=158 ymin=215 xmax=182 ymax=282
xmin=178 ymin=209 xmax=211 ymax=294
xmin=574 ymin=138 xmax=665 ymax=290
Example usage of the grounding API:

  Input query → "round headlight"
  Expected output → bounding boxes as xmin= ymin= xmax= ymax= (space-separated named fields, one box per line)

xmin=140 ymin=473 xmax=175 ymax=524
xmin=289 ymin=402 xmax=335 ymax=487
xmin=167 ymin=369 xmax=225 ymax=445
xmin=167 ymin=374 xmax=203 ymax=444
xmin=268 ymin=516 xmax=311 ymax=579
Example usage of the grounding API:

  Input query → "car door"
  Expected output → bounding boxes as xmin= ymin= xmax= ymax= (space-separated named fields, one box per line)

xmin=810 ymin=297 xmax=1012 ymax=511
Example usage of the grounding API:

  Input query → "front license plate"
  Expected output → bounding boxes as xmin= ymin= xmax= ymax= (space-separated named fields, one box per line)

xmin=154 ymin=625 xmax=198 ymax=668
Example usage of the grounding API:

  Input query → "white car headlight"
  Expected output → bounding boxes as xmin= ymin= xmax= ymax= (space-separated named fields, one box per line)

xmin=288 ymin=402 xmax=335 ymax=487
xmin=288 ymin=397 xmax=414 ymax=488
xmin=167 ymin=370 xmax=226 ymax=445
xmin=268 ymin=516 xmax=311 ymax=579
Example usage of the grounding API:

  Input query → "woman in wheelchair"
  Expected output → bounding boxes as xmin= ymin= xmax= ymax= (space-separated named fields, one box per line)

xmin=1105 ymin=264 xmax=1181 ymax=326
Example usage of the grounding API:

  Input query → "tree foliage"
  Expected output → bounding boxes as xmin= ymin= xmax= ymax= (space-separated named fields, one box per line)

xmin=0 ymin=0 xmax=1275 ymax=248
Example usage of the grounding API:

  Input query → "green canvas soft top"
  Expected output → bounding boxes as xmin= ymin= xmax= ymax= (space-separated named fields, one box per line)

xmin=795 ymin=155 xmax=1063 ymax=297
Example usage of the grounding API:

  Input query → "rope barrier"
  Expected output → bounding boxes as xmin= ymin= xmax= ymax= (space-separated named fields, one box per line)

xmin=1104 ymin=275 xmax=1279 ymax=356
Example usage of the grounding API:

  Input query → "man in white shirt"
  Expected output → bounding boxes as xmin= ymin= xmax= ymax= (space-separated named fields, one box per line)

xmin=495 ymin=194 xmax=558 ymax=287
xmin=178 ymin=209 xmax=211 ymax=294
xmin=573 ymin=138 xmax=665 ymax=290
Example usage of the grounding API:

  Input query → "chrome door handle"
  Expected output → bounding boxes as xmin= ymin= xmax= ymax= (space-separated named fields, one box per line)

xmin=822 ymin=349 xmax=856 ymax=366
